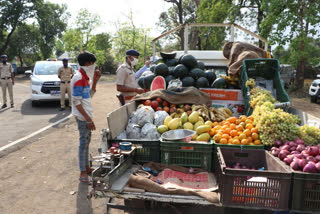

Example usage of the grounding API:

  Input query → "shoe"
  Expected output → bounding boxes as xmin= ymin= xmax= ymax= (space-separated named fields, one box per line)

xmin=59 ymin=107 xmax=65 ymax=111
xmin=1 ymin=104 xmax=7 ymax=109
xmin=11 ymin=104 xmax=14 ymax=108
xmin=79 ymin=177 xmax=90 ymax=184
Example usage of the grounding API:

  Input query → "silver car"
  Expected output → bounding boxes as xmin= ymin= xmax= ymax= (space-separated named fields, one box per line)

xmin=309 ymin=74 xmax=320 ymax=103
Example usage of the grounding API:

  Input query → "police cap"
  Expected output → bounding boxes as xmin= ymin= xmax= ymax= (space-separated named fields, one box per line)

xmin=126 ymin=49 xmax=140 ymax=57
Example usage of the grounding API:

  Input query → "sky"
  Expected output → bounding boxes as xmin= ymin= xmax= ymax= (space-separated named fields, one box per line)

xmin=48 ymin=0 xmax=171 ymax=37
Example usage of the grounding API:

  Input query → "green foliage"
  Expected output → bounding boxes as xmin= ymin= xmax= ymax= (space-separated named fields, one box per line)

xmin=197 ymin=0 xmax=232 ymax=50
xmin=35 ymin=2 xmax=68 ymax=59
xmin=7 ymin=23 xmax=41 ymax=66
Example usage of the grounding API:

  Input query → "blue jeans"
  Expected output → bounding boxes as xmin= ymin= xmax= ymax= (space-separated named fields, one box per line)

xmin=76 ymin=118 xmax=92 ymax=172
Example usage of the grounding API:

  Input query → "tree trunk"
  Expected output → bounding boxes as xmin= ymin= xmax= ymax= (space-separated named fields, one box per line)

xmin=0 ymin=24 xmax=17 ymax=55
xmin=177 ymin=0 xmax=184 ymax=50
xmin=257 ymin=1 xmax=264 ymax=48
xmin=190 ymin=28 xmax=200 ymax=50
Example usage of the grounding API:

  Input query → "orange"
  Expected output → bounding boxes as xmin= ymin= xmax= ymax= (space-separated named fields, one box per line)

xmin=213 ymin=134 xmax=221 ymax=143
xmin=230 ymin=123 xmax=237 ymax=130
xmin=209 ymin=128 xmax=215 ymax=136
xmin=232 ymin=139 xmax=240 ymax=145
xmin=224 ymin=128 xmax=231 ymax=135
xmin=220 ymin=138 xmax=228 ymax=144
xmin=245 ymin=123 xmax=254 ymax=130
xmin=252 ymin=133 xmax=259 ymax=140
xmin=241 ymin=139 xmax=249 ymax=145
xmin=254 ymin=140 xmax=261 ymax=145
xmin=230 ymin=130 xmax=238 ymax=137
xmin=236 ymin=125 xmax=244 ymax=131
xmin=249 ymin=143 xmax=255 ymax=146
xmin=251 ymin=127 xmax=258 ymax=134
xmin=243 ymin=129 xmax=251 ymax=137
xmin=227 ymin=116 xmax=237 ymax=124
xmin=214 ymin=129 xmax=220 ymax=135
xmin=228 ymin=138 xmax=233 ymax=144
xmin=245 ymin=119 xmax=253 ymax=125
xmin=248 ymin=116 xmax=254 ymax=121
xmin=235 ymin=119 xmax=241 ymax=125
xmin=222 ymin=125 xmax=229 ymax=130
xmin=239 ymin=115 xmax=247 ymax=122
xmin=247 ymin=136 xmax=253 ymax=143
xmin=223 ymin=121 xmax=231 ymax=126
xmin=215 ymin=125 xmax=222 ymax=130
xmin=212 ymin=122 xmax=219 ymax=127
xmin=239 ymin=133 xmax=246 ymax=140
xmin=222 ymin=134 xmax=230 ymax=139
xmin=239 ymin=122 xmax=246 ymax=128
xmin=233 ymin=136 xmax=239 ymax=140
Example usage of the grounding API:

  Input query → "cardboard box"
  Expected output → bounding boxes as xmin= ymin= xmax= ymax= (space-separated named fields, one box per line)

xmin=200 ymin=88 xmax=244 ymax=101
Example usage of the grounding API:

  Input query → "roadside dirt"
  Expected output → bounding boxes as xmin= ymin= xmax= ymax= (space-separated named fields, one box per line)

xmin=1 ymin=79 xmax=320 ymax=214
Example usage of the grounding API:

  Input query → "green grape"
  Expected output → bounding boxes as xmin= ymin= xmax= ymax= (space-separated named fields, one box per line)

xmin=299 ymin=125 xmax=320 ymax=145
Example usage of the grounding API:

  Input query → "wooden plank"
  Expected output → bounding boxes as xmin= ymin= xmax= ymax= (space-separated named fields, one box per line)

xmin=188 ymin=23 xmax=232 ymax=27
xmin=152 ymin=24 xmax=184 ymax=42
xmin=233 ymin=24 xmax=268 ymax=43
xmin=107 ymin=105 xmax=128 ymax=140
xmin=126 ymin=102 xmax=137 ymax=117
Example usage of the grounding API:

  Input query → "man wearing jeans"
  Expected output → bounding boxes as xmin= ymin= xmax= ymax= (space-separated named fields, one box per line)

xmin=71 ymin=52 xmax=101 ymax=184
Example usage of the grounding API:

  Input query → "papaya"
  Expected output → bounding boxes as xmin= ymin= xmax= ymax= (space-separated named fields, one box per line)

xmin=193 ymin=120 xmax=204 ymax=131
xmin=183 ymin=122 xmax=193 ymax=130
xmin=157 ymin=125 xmax=168 ymax=134
xmin=196 ymin=125 xmax=211 ymax=135
xmin=196 ymin=133 xmax=210 ymax=142
xmin=164 ymin=116 xmax=172 ymax=126
xmin=188 ymin=111 xmax=199 ymax=124
xmin=180 ymin=112 xmax=188 ymax=124
xmin=168 ymin=118 xmax=180 ymax=130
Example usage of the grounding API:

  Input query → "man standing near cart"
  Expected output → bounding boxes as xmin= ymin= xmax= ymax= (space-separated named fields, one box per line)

xmin=71 ymin=51 xmax=101 ymax=184
xmin=58 ymin=58 xmax=74 ymax=111
xmin=116 ymin=49 xmax=150 ymax=105
xmin=0 ymin=54 xmax=14 ymax=109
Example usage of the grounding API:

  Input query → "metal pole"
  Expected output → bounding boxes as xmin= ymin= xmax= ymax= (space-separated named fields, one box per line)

xmin=264 ymin=41 xmax=268 ymax=51
xmin=231 ymin=24 xmax=235 ymax=42
xmin=184 ymin=24 xmax=189 ymax=54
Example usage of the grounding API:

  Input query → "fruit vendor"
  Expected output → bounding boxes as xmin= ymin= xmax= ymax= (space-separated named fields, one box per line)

xmin=116 ymin=49 xmax=148 ymax=105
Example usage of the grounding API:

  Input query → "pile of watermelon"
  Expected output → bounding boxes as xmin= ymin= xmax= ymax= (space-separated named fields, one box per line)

xmin=137 ymin=54 xmax=227 ymax=90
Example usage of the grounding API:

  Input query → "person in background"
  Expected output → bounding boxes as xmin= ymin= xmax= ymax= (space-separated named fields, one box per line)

xmin=58 ymin=58 xmax=74 ymax=111
xmin=116 ymin=49 xmax=151 ymax=105
xmin=71 ymin=51 xmax=101 ymax=184
xmin=0 ymin=54 xmax=14 ymax=109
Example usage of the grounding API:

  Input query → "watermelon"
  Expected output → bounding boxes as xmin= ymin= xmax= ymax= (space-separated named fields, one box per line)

xmin=182 ymin=76 xmax=195 ymax=87
xmin=205 ymin=70 xmax=217 ymax=84
xmin=143 ymin=74 xmax=155 ymax=89
xmin=150 ymin=65 xmax=156 ymax=72
xmin=190 ymin=68 xmax=206 ymax=80
xmin=160 ymin=52 xmax=176 ymax=60
xmin=173 ymin=64 xmax=189 ymax=78
xmin=154 ymin=63 xmax=169 ymax=76
xmin=181 ymin=54 xmax=198 ymax=69
xmin=138 ymin=77 xmax=145 ymax=88
xmin=165 ymin=75 xmax=175 ymax=85
xmin=211 ymin=78 xmax=227 ymax=89
xmin=195 ymin=77 xmax=209 ymax=88
xmin=166 ymin=59 xmax=178 ymax=67
xmin=168 ymin=66 xmax=175 ymax=76
xmin=178 ymin=54 xmax=185 ymax=64
xmin=151 ymin=76 xmax=166 ymax=91
xmin=197 ymin=61 xmax=205 ymax=70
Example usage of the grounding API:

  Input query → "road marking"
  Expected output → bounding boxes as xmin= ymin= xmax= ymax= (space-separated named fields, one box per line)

xmin=0 ymin=114 xmax=73 ymax=157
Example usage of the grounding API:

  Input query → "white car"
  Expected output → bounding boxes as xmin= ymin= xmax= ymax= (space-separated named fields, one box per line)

xmin=26 ymin=61 xmax=78 ymax=106
xmin=309 ymin=74 xmax=320 ymax=103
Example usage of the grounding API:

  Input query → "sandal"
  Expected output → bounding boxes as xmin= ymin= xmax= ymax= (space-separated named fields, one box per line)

xmin=79 ymin=177 xmax=90 ymax=184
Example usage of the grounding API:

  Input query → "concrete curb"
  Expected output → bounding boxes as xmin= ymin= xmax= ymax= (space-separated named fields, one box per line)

xmin=0 ymin=114 xmax=73 ymax=158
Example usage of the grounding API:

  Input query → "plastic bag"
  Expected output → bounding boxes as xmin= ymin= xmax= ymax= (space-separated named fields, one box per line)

xmin=135 ymin=106 xmax=155 ymax=126
xmin=116 ymin=130 xmax=127 ymax=139
xmin=167 ymin=79 xmax=182 ymax=90
xmin=141 ymin=123 xmax=160 ymax=139
xmin=126 ymin=123 xmax=142 ymax=139
xmin=154 ymin=111 xmax=169 ymax=127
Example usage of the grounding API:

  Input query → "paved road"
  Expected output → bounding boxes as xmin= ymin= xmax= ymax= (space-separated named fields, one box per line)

xmin=0 ymin=80 xmax=71 ymax=147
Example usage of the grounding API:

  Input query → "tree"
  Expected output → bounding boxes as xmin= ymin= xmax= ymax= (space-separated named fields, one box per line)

xmin=36 ymin=2 xmax=68 ymax=59
xmin=7 ymin=23 xmax=41 ymax=67
xmin=262 ymin=0 xmax=320 ymax=89
xmin=0 ymin=0 xmax=41 ymax=55
xmin=158 ymin=0 xmax=199 ymax=50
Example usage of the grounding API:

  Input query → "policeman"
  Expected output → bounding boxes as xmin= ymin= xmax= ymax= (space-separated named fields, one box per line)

xmin=116 ymin=49 xmax=149 ymax=105
xmin=0 ymin=54 xmax=14 ymax=109
xmin=58 ymin=58 xmax=74 ymax=111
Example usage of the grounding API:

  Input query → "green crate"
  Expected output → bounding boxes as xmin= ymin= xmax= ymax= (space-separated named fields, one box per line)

xmin=110 ymin=139 xmax=161 ymax=164
xmin=160 ymin=140 xmax=214 ymax=171
xmin=211 ymin=140 xmax=265 ymax=171
xmin=239 ymin=59 xmax=290 ymax=116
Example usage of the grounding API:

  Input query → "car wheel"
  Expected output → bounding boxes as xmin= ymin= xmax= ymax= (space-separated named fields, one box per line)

xmin=31 ymin=100 xmax=39 ymax=107
xmin=311 ymin=96 xmax=317 ymax=103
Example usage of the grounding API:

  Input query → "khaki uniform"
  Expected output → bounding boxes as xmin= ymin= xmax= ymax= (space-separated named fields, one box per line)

xmin=0 ymin=63 xmax=14 ymax=105
xmin=58 ymin=66 xmax=73 ymax=108
xmin=116 ymin=63 xmax=138 ymax=104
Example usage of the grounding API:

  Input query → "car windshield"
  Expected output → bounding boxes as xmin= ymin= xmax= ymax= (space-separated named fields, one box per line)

xmin=70 ymin=64 xmax=79 ymax=71
xmin=34 ymin=62 xmax=62 ymax=75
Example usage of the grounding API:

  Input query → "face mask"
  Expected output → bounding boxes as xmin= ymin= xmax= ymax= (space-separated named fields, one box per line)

xmin=130 ymin=57 xmax=138 ymax=66
xmin=2 ymin=60 xmax=7 ymax=63
xmin=63 ymin=63 xmax=68 ymax=67
xmin=81 ymin=64 xmax=95 ymax=82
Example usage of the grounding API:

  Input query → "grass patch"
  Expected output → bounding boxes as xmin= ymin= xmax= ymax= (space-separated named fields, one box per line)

xmin=99 ymin=74 xmax=116 ymax=82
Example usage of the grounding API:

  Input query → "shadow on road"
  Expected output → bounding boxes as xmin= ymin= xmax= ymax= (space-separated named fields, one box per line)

xmin=76 ymin=182 xmax=93 ymax=214
xmin=21 ymin=99 xmax=71 ymax=123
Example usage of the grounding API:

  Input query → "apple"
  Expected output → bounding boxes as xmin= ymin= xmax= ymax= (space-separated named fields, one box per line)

xmin=184 ymin=104 xmax=191 ymax=111
xmin=162 ymin=101 xmax=169 ymax=107
xmin=170 ymin=104 xmax=176 ymax=108
xmin=144 ymin=100 xmax=151 ymax=106
xmin=151 ymin=100 xmax=159 ymax=109
xmin=156 ymin=107 xmax=163 ymax=111
xmin=163 ymin=106 xmax=170 ymax=113
xmin=156 ymin=97 xmax=162 ymax=103
xmin=169 ymin=107 xmax=176 ymax=114
xmin=186 ymin=110 xmax=192 ymax=116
